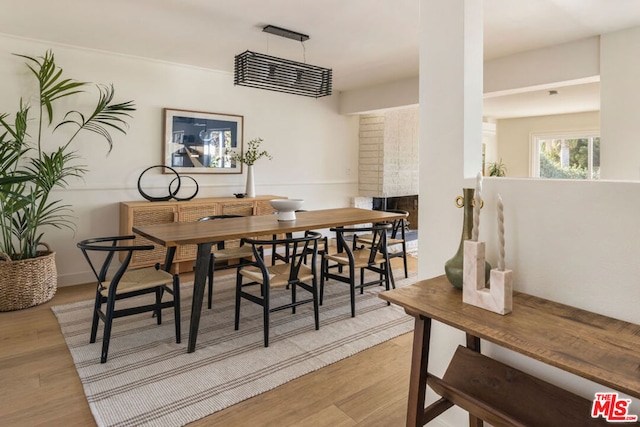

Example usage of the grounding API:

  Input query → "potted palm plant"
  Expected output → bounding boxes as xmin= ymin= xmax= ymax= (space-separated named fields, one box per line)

xmin=0 ymin=50 xmax=135 ymax=311
xmin=487 ymin=159 xmax=507 ymax=177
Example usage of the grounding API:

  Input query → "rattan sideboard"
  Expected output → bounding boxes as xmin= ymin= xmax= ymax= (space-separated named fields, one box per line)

xmin=120 ymin=195 xmax=284 ymax=272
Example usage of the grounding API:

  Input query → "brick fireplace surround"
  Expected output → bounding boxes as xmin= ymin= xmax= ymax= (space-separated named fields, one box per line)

xmin=357 ymin=108 xmax=419 ymax=232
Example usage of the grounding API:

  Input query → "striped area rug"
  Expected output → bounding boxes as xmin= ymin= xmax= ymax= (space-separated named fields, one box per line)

xmin=52 ymin=272 xmax=415 ymax=427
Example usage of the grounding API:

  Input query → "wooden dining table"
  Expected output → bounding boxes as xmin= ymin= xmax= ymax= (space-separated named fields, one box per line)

xmin=133 ymin=207 xmax=406 ymax=353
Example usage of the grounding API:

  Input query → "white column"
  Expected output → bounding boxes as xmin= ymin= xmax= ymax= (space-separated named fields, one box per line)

xmin=418 ymin=0 xmax=484 ymax=279
xmin=418 ymin=2 xmax=485 ymax=425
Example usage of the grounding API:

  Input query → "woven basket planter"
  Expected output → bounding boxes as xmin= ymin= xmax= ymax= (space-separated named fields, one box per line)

xmin=0 ymin=243 xmax=57 ymax=312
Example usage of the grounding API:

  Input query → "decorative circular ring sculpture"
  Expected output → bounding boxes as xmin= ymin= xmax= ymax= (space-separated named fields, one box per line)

xmin=170 ymin=175 xmax=199 ymax=201
xmin=137 ymin=165 xmax=199 ymax=202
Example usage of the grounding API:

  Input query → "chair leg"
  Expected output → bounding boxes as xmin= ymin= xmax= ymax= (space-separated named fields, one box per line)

xmin=384 ymin=260 xmax=393 ymax=306
xmin=291 ymin=282 xmax=297 ymax=314
xmin=349 ymin=265 xmax=356 ymax=317
xmin=388 ymin=259 xmax=396 ymax=290
xmin=384 ymin=264 xmax=391 ymax=292
xmin=207 ymin=254 xmax=214 ymax=309
xmin=173 ymin=276 xmax=181 ymax=343
xmin=271 ymin=241 xmax=277 ymax=266
xmin=402 ymin=243 xmax=408 ymax=278
xmin=155 ymin=288 xmax=163 ymax=325
xmin=319 ymin=257 xmax=326 ymax=305
xmin=234 ymin=273 xmax=242 ymax=331
xmin=90 ymin=292 xmax=102 ymax=344
xmin=312 ymin=277 xmax=320 ymax=330
xmin=263 ymin=283 xmax=270 ymax=347
xmin=100 ymin=293 xmax=117 ymax=364
xmin=403 ymin=258 xmax=408 ymax=278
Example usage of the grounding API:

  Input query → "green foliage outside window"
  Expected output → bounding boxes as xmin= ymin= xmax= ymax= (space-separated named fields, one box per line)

xmin=538 ymin=137 xmax=600 ymax=180
xmin=539 ymin=152 xmax=588 ymax=179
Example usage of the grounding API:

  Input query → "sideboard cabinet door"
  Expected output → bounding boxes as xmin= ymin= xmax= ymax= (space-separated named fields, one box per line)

xmin=120 ymin=204 xmax=177 ymax=267
xmin=176 ymin=202 xmax=219 ymax=262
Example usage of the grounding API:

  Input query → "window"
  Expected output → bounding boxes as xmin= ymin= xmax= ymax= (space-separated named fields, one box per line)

xmin=531 ymin=132 xmax=600 ymax=180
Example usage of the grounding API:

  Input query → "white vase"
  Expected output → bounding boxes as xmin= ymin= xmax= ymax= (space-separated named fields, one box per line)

xmin=245 ymin=165 xmax=255 ymax=197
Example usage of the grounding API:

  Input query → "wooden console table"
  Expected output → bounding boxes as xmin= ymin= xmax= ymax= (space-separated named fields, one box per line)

xmin=379 ymin=275 xmax=640 ymax=427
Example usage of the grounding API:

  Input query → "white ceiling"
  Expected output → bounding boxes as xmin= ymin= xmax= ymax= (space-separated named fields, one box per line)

xmin=2 ymin=0 xmax=640 ymax=118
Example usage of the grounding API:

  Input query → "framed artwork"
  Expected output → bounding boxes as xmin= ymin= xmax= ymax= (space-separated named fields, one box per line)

xmin=163 ymin=108 xmax=244 ymax=174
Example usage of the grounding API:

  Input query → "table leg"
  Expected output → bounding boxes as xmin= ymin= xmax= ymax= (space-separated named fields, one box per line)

xmin=407 ymin=314 xmax=432 ymax=427
xmin=162 ymin=246 xmax=176 ymax=272
xmin=188 ymin=242 xmax=213 ymax=353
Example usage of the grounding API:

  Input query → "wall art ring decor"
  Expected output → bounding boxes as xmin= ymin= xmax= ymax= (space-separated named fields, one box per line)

xmin=163 ymin=108 xmax=244 ymax=174
xmin=137 ymin=165 xmax=199 ymax=202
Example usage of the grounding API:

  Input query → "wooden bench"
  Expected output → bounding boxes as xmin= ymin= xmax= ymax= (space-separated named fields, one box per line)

xmin=429 ymin=346 xmax=612 ymax=426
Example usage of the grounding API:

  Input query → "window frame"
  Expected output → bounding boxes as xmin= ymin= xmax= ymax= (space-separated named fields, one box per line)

xmin=529 ymin=129 xmax=600 ymax=180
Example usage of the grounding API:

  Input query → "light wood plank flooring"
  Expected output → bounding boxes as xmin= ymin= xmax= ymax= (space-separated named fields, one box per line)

xmin=0 ymin=256 xmax=417 ymax=426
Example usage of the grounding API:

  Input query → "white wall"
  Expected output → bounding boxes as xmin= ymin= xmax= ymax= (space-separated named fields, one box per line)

xmin=483 ymin=36 xmax=600 ymax=95
xmin=419 ymin=3 xmax=639 ymax=426
xmin=496 ymin=111 xmax=600 ymax=177
xmin=0 ymin=35 xmax=359 ymax=286
xmin=601 ymin=26 xmax=640 ymax=180
xmin=339 ymin=77 xmax=418 ymax=115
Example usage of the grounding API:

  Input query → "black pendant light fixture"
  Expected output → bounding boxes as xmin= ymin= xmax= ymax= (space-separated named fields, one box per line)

xmin=234 ymin=25 xmax=332 ymax=98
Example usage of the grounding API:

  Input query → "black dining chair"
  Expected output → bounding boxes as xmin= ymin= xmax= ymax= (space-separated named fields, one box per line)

xmin=198 ymin=215 xmax=254 ymax=309
xmin=77 ymin=235 xmax=181 ymax=363
xmin=354 ymin=209 xmax=410 ymax=278
xmin=270 ymin=210 xmax=328 ymax=266
xmin=320 ymin=223 xmax=394 ymax=317
xmin=235 ymin=231 xmax=322 ymax=347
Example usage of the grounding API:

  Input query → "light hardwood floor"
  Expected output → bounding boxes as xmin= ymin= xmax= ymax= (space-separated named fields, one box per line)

xmin=0 ymin=256 xmax=417 ymax=426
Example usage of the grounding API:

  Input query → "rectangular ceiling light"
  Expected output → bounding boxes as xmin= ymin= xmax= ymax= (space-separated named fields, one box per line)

xmin=234 ymin=50 xmax=332 ymax=98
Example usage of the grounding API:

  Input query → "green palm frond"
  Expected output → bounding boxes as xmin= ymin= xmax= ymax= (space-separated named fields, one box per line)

xmin=25 ymin=147 xmax=87 ymax=192
xmin=0 ymin=102 xmax=30 ymax=145
xmin=14 ymin=51 xmax=87 ymax=125
xmin=0 ymin=49 xmax=135 ymax=259
xmin=55 ymin=84 xmax=135 ymax=152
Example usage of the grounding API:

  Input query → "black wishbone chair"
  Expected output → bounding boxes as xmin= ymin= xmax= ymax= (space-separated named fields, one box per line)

xmin=235 ymin=231 xmax=322 ymax=347
xmin=272 ymin=234 xmax=329 ymax=266
xmin=198 ymin=215 xmax=254 ymax=309
xmin=270 ymin=210 xmax=329 ymax=266
xmin=354 ymin=209 xmax=410 ymax=278
xmin=321 ymin=223 xmax=394 ymax=317
xmin=77 ymin=235 xmax=181 ymax=363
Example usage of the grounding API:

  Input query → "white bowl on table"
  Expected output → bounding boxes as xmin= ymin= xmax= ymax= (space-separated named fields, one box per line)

xmin=270 ymin=199 xmax=304 ymax=221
